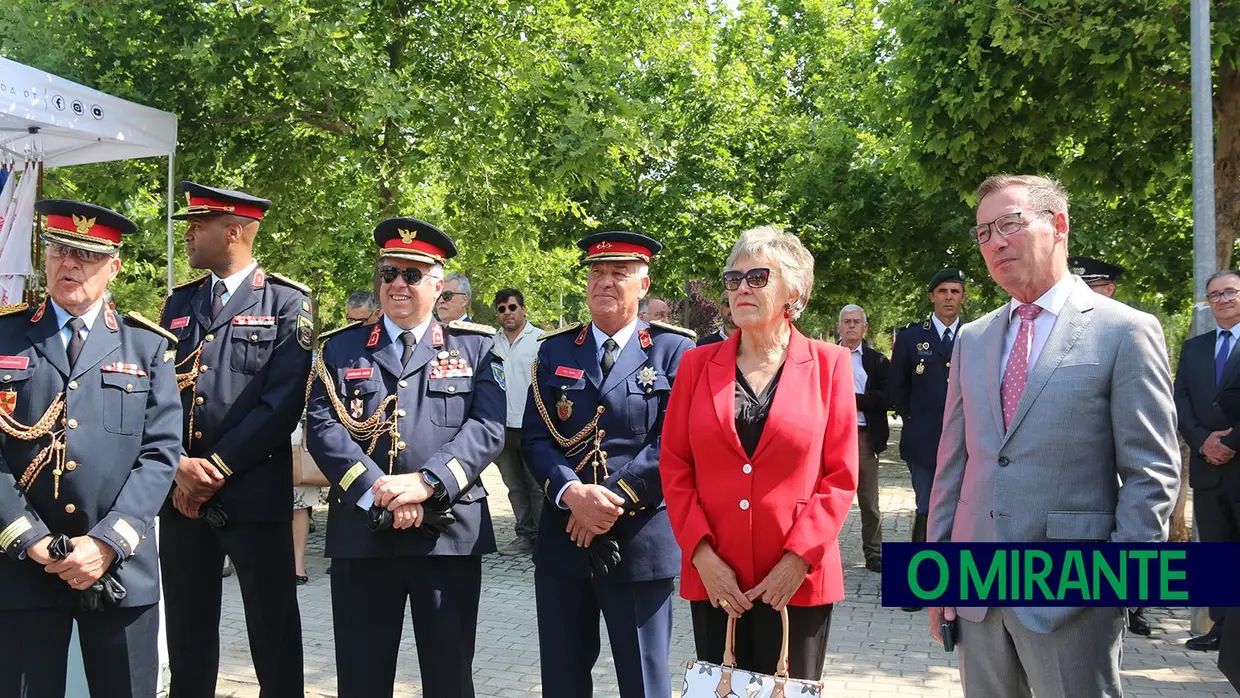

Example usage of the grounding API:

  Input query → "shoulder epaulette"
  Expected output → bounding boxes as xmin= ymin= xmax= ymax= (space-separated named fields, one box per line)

xmin=0 ymin=302 xmax=29 ymax=317
xmin=318 ymin=321 xmax=363 ymax=344
xmin=448 ymin=319 xmax=497 ymax=336
xmin=125 ymin=311 xmax=178 ymax=345
xmin=538 ymin=322 xmax=583 ymax=341
xmin=171 ymin=274 xmax=209 ymax=292
xmin=648 ymin=320 xmax=696 ymax=340
xmin=266 ymin=272 xmax=311 ymax=295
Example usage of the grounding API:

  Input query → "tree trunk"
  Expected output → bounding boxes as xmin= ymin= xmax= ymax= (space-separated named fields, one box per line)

xmin=1215 ymin=60 xmax=1240 ymax=269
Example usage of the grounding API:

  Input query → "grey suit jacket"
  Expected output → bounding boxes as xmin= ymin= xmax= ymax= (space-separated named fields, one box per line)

xmin=928 ymin=277 xmax=1181 ymax=633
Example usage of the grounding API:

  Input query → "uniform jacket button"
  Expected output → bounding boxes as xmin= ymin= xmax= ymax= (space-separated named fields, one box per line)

xmin=205 ymin=334 xmax=214 ymax=342
xmin=64 ymin=504 xmax=76 ymax=514
xmin=67 ymin=418 xmax=78 ymax=429
xmin=399 ymin=380 xmax=408 ymax=388
xmin=194 ymin=431 xmax=203 ymax=439
xmin=65 ymin=461 xmax=77 ymax=471
xmin=195 ymin=396 xmax=205 ymax=405
xmin=68 ymin=380 xmax=78 ymax=390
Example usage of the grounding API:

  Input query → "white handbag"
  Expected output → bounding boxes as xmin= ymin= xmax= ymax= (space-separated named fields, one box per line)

xmin=680 ymin=606 xmax=824 ymax=698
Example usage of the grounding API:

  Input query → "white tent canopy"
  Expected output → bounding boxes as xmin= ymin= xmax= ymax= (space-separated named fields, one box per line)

xmin=0 ymin=56 xmax=178 ymax=289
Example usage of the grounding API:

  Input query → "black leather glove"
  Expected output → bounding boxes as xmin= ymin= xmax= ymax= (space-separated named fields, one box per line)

xmin=47 ymin=535 xmax=127 ymax=612
xmin=365 ymin=506 xmax=393 ymax=532
xmin=203 ymin=502 xmax=228 ymax=529
xmin=416 ymin=506 xmax=456 ymax=540
xmin=586 ymin=533 xmax=621 ymax=577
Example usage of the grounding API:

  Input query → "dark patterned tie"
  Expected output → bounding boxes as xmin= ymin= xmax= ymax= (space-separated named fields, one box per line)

xmin=601 ymin=338 xmax=618 ymax=377
xmin=66 ymin=318 xmax=86 ymax=369
xmin=942 ymin=326 xmax=954 ymax=351
xmin=211 ymin=280 xmax=227 ymax=318
xmin=399 ymin=331 xmax=415 ymax=368
xmin=1218 ymin=330 xmax=1233 ymax=387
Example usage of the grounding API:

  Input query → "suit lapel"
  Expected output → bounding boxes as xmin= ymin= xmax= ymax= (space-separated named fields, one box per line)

xmin=751 ymin=329 xmax=811 ymax=462
xmin=600 ymin=323 xmax=648 ymax=396
xmin=402 ymin=322 xmax=439 ymax=378
xmin=574 ymin=328 xmax=603 ymax=390
xmin=927 ymin=319 xmax=952 ymax=360
xmin=368 ymin=321 xmax=404 ymax=380
xmin=70 ymin=310 xmax=121 ymax=380
xmin=1220 ymin=330 xmax=1240 ymax=387
xmin=190 ymin=280 xmax=212 ymax=331
xmin=707 ymin=333 xmax=748 ymax=461
xmin=1002 ymin=281 xmax=1095 ymax=442
xmin=982 ymin=309 xmax=1010 ymax=437
xmin=27 ymin=305 xmax=70 ymax=378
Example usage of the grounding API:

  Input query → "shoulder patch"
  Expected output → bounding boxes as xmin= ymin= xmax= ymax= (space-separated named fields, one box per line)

xmin=0 ymin=302 xmax=29 ymax=317
xmin=266 ymin=272 xmax=311 ymax=296
xmin=172 ymin=274 xmax=210 ymax=292
xmin=124 ymin=311 xmax=178 ymax=345
xmin=318 ymin=321 xmax=363 ymax=344
xmin=538 ymin=322 xmax=583 ymax=341
xmin=648 ymin=320 xmax=696 ymax=340
xmin=448 ymin=319 xmax=497 ymax=336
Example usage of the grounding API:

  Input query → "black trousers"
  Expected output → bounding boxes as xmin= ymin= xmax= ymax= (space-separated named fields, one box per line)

xmin=1194 ymin=479 xmax=1240 ymax=624
xmin=331 ymin=555 xmax=482 ymax=698
xmin=160 ymin=513 xmax=304 ymax=698
xmin=690 ymin=601 xmax=833 ymax=681
xmin=0 ymin=603 xmax=159 ymax=698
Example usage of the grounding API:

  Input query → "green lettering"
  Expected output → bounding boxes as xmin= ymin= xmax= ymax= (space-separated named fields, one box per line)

xmin=962 ymin=550 xmax=1005 ymax=601
xmin=1011 ymin=548 xmax=1020 ymax=600
xmin=909 ymin=551 xmax=949 ymax=600
xmin=1092 ymin=550 xmax=1126 ymax=599
xmin=1159 ymin=550 xmax=1188 ymax=601
xmin=1130 ymin=550 xmax=1158 ymax=601
xmin=1023 ymin=550 xmax=1055 ymax=600
xmin=1058 ymin=550 xmax=1090 ymax=601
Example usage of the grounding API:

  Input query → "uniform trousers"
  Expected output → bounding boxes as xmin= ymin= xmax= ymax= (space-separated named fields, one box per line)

xmin=0 ymin=602 xmax=159 ymax=698
xmin=535 ymin=568 xmax=674 ymax=698
xmin=160 ymin=512 xmax=304 ymax=698
xmin=907 ymin=460 xmax=936 ymax=515
xmin=856 ymin=426 xmax=883 ymax=562
xmin=689 ymin=601 xmax=832 ymax=681
xmin=331 ymin=554 xmax=482 ymax=698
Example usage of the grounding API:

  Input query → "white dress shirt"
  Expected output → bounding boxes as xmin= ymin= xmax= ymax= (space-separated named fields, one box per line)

xmin=492 ymin=321 xmax=544 ymax=428
xmin=50 ymin=299 xmax=104 ymax=349
xmin=999 ymin=273 xmax=1076 ymax=378
xmin=209 ymin=261 xmax=259 ymax=307
xmin=849 ymin=343 xmax=868 ymax=427
xmin=930 ymin=314 xmax=961 ymax=344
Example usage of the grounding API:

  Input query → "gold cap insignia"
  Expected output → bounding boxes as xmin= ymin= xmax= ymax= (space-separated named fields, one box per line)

xmin=595 ymin=241 xmax=613 ymax=249
xmin=72 ymin=215 xmax=96 ymax=236
xmin=398 ymin=228 xmax=417 ymax=244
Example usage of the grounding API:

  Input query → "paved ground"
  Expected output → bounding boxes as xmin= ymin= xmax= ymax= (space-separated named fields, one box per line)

xmin=213 ymin=422 xmax=1234 ymax=697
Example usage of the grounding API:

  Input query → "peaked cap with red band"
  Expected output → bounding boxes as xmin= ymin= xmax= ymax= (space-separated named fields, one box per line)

xmin=373 ymin=218 xmax=458 ymax=265
xmin=35 ymin=199 xmax=137 ymax=254
xmin=576 ymin=231 xmax=662 ymax=265
xmin=173 ymin=181 xmax=272 ymax=221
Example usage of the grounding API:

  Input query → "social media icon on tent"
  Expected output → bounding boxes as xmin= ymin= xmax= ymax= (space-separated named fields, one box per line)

xmin=52 ymin=95 xmax=65 ymax=111
xmin=71 ymin=100 xmax=84 ymax=116
xmin=91 ymin=105 xmax=104 ymax=120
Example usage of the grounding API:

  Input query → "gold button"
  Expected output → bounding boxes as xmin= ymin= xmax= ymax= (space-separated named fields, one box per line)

xmin=353 ymin=389 xmax=360 ymax=396
xmin=447 ymin=386 xmax=456 ymax=393
xmin=194 ymin=431 xmax=203 ymax=439
xmin=64 ymin=504 xmax=76 ymax=514
xmin=397 ymin=409 xmax=407 ymax=417
xmin=250 ymin=334 xmax=258 ymax=342
xmin=946 ymin=361 xmax=951 ymax=368
xmin=200 ymin=365 xmax=209 ymax=372
xmin=68 ymin=380 xmax=78 ymax=390
xmin=67 ymin=418 xmax=78 ymax=429
xmin=2 ymin=374 xmax=9 ymax=381
xmin=397 ymin=441 xmax=407 ymax=450
xmin=65 ymin=461 xmax=78 ymax=471
xmin=125 ymin=384 xmax=133 ymax=392
xmin=205 ymin=334 xmax=215 ymax=342
xmin=195 ymin=396 xmax=204 ymax=405
xmin=399 ymin=380 xmax=408 ymax=388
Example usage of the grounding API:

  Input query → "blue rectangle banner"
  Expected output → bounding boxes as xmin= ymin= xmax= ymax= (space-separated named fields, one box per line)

xmin=880 ymin=542 xmax=1240 ymax=608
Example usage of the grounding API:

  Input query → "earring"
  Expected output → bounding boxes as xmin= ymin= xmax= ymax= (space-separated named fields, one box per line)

xmin=783 ymin=302 xmax=791 ymax=319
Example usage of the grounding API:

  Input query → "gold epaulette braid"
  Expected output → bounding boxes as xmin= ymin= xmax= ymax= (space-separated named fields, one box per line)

xmin=307 ymin=355 xmax=402 ymax=474
xmin=528 ymin=358 xmax=609 ymax=483
xmin=2 ymin=394 xmax=68 ymax=497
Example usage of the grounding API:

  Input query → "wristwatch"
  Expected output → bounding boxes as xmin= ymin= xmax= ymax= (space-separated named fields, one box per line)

xmin=420 ymin=470 xmax=445 ymax=497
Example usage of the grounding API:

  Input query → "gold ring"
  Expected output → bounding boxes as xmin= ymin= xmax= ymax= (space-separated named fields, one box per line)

xmin=718 ymin=599 xmax=729 ymax=608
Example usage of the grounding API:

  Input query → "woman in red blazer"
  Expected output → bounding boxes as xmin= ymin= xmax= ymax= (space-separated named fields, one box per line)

xmin=661 ymin=226 xmax=859 ymax=681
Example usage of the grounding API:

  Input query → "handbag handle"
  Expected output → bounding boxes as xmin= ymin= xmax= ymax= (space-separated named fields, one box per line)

xmin=720 ymin=605 xmax=792 ymax=676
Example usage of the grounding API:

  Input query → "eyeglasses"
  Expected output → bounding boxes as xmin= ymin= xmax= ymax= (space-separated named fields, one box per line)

xmin=495 ymin=303 xmax=520 ymax=313
xmin=439 ymin=291 xmax=464 ymax=302
xmin=46 ymin=243 xmax=113 ymax=264
xmin=722 ymin=268 xmax=771 ymax=291
xmin=971 ymin=210 xmax=1054 ymax=245
xmin=377 ymin=265 xmax=437 ymax=285
xmin=1208 ymin=288 xmax=1240 ymax=304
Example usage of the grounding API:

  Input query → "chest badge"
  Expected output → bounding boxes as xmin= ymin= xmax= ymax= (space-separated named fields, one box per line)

xmin=636 ymin=366 xmax=658 ymax=393
xmin=556 ymin=393 xmax=573 ymax=421
xmin=0 ymin=391 xmax=15 ymax=416
xmin=915 ymin=360 xmax=925 ymax=375
xmin=350 ymin=397 xmax=364 ymax=419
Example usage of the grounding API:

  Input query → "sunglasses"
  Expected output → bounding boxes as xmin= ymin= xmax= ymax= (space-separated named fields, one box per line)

xmin=377 ymin=265 xmax=434 ymax=285
xmin=495 ymin=303 xmax=520 ymax=313
xmin=46 ymin=243 xmax=113 ymax=264
xmin=439 ymin=291 xmax=463 ymax=302
xmin=722 ymin=268 xmax=771 ymax=291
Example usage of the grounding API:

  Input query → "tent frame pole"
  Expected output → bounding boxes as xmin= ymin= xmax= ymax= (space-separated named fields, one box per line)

xmin=166 ymin=152 xmax=175 ymax=294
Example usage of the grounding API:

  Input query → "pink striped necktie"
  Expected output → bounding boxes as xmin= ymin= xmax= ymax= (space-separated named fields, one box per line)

xmin=1000 ymin=303 xmax=1043 ymax=429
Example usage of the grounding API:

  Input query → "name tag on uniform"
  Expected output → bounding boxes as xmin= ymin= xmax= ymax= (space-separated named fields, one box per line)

xmin=345 ymin=368 xmax=374 ymax=380
xmin=170 ymin=316 xmax=190 ymax=329
xmin=555 ymin=366 xmax=584 ymax=380
xmin=232 ymin=316 xmax=276 ymax=326
xmin=101 ymin=363 xmax=148 ymax=377
xmin=0 ymin=356 xmax=29 ymax=370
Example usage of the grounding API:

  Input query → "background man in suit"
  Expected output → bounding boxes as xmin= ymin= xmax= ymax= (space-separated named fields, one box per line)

xmin=696 ymin=295 xmax=735 ymax=346
xmin=436 ymin=272 xmax=472 ymax=323
xmin=836 ymin=304 xmax=889 ymax=572
xmin=928 ymin=174 xmax=1180 ymax=697
xmin=1177 ymin=269 xmax=1240 ymax=652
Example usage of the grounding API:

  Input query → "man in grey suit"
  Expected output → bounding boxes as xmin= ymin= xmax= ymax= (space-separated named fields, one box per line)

xmin=927 ymin=174 xmax=1181 ymax=697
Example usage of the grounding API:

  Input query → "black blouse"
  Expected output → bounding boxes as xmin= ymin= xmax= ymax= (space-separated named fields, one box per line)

xmin=734 ymin=365 xmax=784 ymax=457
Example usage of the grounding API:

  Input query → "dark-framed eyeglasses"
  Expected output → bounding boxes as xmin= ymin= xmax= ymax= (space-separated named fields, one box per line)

xmin=377 ymin=265 xmax=431 ymax=285
xmin=46 ymin=242 xmax=113 ymax=264
xmin=722 ymin=267 xmax=771 ymax=291
xmin=971 ymin=210 xmax=1054 ymax=245
xmin=438 ymin=291 xmax=463 ymax=302
xmin=495 ymin=303 xmax=520 ymax=313
xmin=1208 ymin=288 xmax=1240 ymax=304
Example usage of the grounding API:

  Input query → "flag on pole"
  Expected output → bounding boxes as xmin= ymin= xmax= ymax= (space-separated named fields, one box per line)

xmin=0 ymin=163 xmax=35 ymax=305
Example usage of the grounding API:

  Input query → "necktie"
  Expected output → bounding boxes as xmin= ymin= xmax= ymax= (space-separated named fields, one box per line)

xmin=601 ymin=338 xmax=618 ymax=377
xmin=211 ymin=280 xmax=227 ymax=318
xmin=1000 ymin=304 xmax=1043 ymax=429
xmin=1218 ymin=330 xmax=1233 ymax=386
xmin=66 ymin=318 xmax=86 ymax=369
xmin=399 ymin=331 xmax=415 ymax=368
xmin=942 ymin=326 xmax=954 ymax=349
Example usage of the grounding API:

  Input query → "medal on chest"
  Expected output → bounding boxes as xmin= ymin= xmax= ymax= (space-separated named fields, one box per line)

xmin=915 ymin=360 xmax=925 ymax=375
xmin=556 ymin=392 xmax=573 ymax=421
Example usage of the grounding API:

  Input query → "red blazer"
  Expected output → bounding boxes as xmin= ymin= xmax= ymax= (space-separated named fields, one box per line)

xmin=660 ymin=328 xmax=859 ymax=606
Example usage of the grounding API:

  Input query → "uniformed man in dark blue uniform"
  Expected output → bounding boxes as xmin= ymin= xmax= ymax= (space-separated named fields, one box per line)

xmin=522 ymin=231 xmax=695 ymax=698
xmin=157 ymin=182 xmax=310 ymax=698
xmin=305 ymin=218 xmax=505 ymax=698
xmin=889 ymin=267 xmax=964 ymax=609
xmin=0 ymin=199 xmax=181 ymax=697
